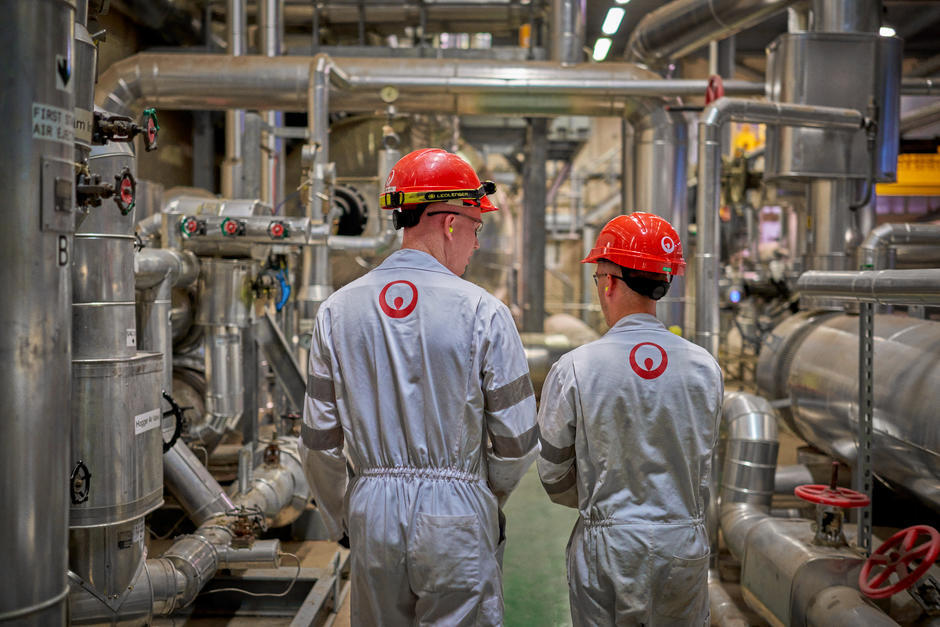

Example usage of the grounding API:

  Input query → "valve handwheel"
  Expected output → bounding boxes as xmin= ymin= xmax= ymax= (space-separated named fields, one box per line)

xmin=705 ymin=74 xmax=725 ymax=105
xmin=795 ymin=483 xmax=871 ymax=508
xmin=859 ymin=525 xmax=940 ymax=599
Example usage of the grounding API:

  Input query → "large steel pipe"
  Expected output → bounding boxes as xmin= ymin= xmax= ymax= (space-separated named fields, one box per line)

xmin=859 ymin=222 xmax=940 ymax=269
xmin=95 ymin=53 xmax=763 ymax=118
xmin=626 ymin=0 xmax=799 ymax=66
xmin=0 ymin=3 xmax=75 ymax=620
xmin=797 ymin=268 xmax=940 ymax=305
xmin=695 ymin=98 xmax=863 ymax=356
xmin=757 ymin=314 xmax=940 ymax=512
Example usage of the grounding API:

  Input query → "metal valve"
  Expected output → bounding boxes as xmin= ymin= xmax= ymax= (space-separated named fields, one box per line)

xmin=91 ymin=108 xmax=159 ymax=151
xmin=75 ymin=165 xmax=136 ymax=216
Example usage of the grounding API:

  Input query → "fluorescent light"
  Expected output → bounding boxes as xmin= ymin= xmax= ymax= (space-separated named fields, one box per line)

xmin=592 ymin=37 xmax=612 ymax=62
xmin=614 ymin=0 xmax=631 ymax=4
xmin=879 ymin=26 xmax=896 ymax=37
xmin=602 ymin=7 xmax=626 ymax=35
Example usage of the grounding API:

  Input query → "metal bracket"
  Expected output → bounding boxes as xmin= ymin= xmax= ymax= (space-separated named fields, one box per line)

xmin=909 ymin=574 xmax=940 ymax=616
xmin=855 ymin=302 xmax=874 ymax=555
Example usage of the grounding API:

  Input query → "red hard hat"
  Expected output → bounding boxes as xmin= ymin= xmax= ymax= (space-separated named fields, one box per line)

xmin=380 ymin=148 xmax=498 ymax=212
xmin=582 ymin=212 xmax=686 ymax=276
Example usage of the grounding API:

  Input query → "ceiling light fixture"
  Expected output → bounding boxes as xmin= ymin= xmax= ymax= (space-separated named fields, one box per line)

xmin=614 ymin=0 xmax=631 ymax=4
xmin=879 ymin=25 xmax=896 ymax=37
xmin=593 ymin=37 xmax=612 ymax=62
xmin=602 ymin=7 xmax=626 ymax=36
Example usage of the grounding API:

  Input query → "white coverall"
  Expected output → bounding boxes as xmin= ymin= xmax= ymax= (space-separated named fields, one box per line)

xmin=537 ymin=313 xmax=723 ymax=626
xmin=301 ymin=248 xmax=538 ymax=626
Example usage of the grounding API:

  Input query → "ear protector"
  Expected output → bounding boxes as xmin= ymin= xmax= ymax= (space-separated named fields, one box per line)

xmin=449 ymin=227 xmax=454 ymax=233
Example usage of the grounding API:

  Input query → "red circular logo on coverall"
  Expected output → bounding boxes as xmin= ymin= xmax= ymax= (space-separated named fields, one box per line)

xmin=379 ymin=280 xmax=418 ymax=318
xmin=629 ymin=342 xmax=668 ymax=379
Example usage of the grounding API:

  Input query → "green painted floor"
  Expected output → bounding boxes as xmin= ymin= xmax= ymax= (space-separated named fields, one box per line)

xmin=502 ymin=465 xmax=579 ymax=627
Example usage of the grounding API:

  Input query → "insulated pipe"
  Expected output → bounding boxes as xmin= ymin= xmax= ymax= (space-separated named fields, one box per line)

xmin=859 ymin=222 xmax=940 ymax=269
xmin=260 ymin=0 xmax=285 ymax=207
xmin=164 ymin=442 xmax=235 ymax=527
xmin=626 ymin=0 xmax=799 ymax=66
xmin=718 ymin=392 xmax=779 ymax=560
xmin=95 ymin=53 xmax=764 ymax=117
xmin=796 ymin=268 xmax=940 ymax=305
xmin=707 ymin=569 xmax=749 ymax=627
xmin=222 ymin=0 xmax=247 ymax=198
xmin=695 ymin=98 xmax=864 ymax=356
xmin=901 ymin=77 xmax=940 ymax=96
xmin=551 ymin=0 xmax=584 ymax=65
xmin=900 ymin=101 xmax=940 ymax=135
xmin=810 ymin=0 xmax=880 ymax=33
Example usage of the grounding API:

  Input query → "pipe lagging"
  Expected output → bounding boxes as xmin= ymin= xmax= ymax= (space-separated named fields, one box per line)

xmin=134 ymin=247 xmax=199 ymax=290
xmin=718 ymin=391 xmax=779 ymax=561
xmin=796 ymin=268 xmax=940 ymax=305
xmin=707 ymin=569 xmax=749 ymax=627
xmin=859 ymin=222 xmax=940 ymax=269
xmin=695 ymin=98 xmax=863 ymax=357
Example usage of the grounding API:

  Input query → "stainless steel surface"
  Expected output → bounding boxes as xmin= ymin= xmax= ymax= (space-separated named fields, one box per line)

xmin=901 ymin=77 xmax=940 ymax=96
xmin=74 ymin=20 xmax=97 ymax=154
xmin=95 ymin=53 xmax=764 ymax=118
xmin=859 ymin=222 xmax=940 ymax=269
xmin=222 ymin=0 xmax=247 ymax=198
xmin=632 ymin=107 xmax=688 ymax=331
xmin=177 ymin=214 xmax=328 ymax=246
xmin=811 ymin=0 xmax=881 ymax=33
xmin=217 ymin=539 xmax=281 ymax=570
xmin=1 ymin=8 xmax=74 ymax=617
xmin=164 ymin=441 xmax=235 ymax=526
xmin=805 ymin=179 xmax=859 ymax=273
xmin=70 ymin=353 xmax=164 ymax=527
xmin=69 ymin=518 xmax=147 ymax=601
xmin=900 ymin=100 xmax=940 ymax=135
xmin=764 ymin=33 xmax=901 ymax=182
xmin=804 ymin=586 xmax=899 ymax=626
xmin=256 ymin=311 xmax=306 ymax=412
xmin=195 ymin=258 xmax=257 ymax=328
xmin=551 ymin=0 xmax=584 ymax=65
xmin=757 ymin=313 xmax=940 ymax=512
xmin=708 ymin=569 xmax=749 ymax=627
xmin=232 ymin=438 xmax=310 ymax=528
xmin=68 ymin=562 xmax=154 ymax=626
xmin=165 ymin=196 xmax=272 ymax=218
xmin=856 ymin=302 xmax=874 ymax=555
xmin=720 ymin=392 xmax=780 ymax=509
xmin=797 ymin=268 xmax=940 ymax=304
xmin=204 ymin=326 xmax=245 ymax=436
xmin=522 ymin=118 xmax=548 ymax=332
xmin=626 ymin=0 xmax=798 ymax=66
xmin=695 ymin=98 xmax=863 ymax=356
xmin=260 ymin=0 xmax=285 ymax=208
xmin=774 ymin=464 xmax=815 ymax=494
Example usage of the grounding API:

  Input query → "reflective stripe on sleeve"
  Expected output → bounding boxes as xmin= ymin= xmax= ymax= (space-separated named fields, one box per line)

xmin=307 ymin=373 xmax=335 ymax=403
xmin=301 ymin=422 xmax=344 ymax=450
xmin=484 ymin=373 xmax=534 ymax=412
xmin=541 ymin=464 xmax=577 ymax=495
xmin=538 ymin=435 xmax=575 ymax=464
xmin=490 ymin=424 xmax=539 ymax=458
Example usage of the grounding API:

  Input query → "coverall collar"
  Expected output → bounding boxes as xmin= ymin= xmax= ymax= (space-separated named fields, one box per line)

xmin=608 ymin=312 xmax=665 ymax=333
xmin=378 ymin=248 xmax=457 ymax=277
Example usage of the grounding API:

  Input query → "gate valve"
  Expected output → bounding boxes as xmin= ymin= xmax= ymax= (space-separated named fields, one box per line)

xmin=113 ymin=167 xmax=136 ymax=215
xmin=220 ymin=217 xmax=246 ymax=237
xmin=859 ymin=525 xmax=940 ymax=599
xmin=795 ymin=462 xmax=870 ymax=547
xmin=91 ymin=109 xmax=160 ymax=151
xmin=179 ymin=215 xmax=207 ymax=238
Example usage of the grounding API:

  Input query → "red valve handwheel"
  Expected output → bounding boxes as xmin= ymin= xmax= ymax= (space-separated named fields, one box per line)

xmin=705 ymin=74 xmax=725 ymax=105
xmin=794 ymin=484 xmax=871 ymax=508
xmin=859 ymin=525 xmax=940 ymax=599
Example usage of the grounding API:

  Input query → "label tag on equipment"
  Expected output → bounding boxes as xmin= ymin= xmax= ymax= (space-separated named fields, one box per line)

xmin=134 ymin=409 xmax=161 ymax=435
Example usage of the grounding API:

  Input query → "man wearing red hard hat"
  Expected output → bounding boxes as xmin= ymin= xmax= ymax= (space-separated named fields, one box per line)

xmin=300 ymin=149 xmax=537 ymax=626
xmin=537 ymin=212 xmax=723 ymax=626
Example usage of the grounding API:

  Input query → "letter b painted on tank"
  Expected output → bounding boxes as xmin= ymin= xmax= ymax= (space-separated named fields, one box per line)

xmin=58 ymin=235 xmax=69 ymax=266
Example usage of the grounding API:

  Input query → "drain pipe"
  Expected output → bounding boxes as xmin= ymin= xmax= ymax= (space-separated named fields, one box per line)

xmin=858 ymin=222 xmax=940 ymax=269
xmin=695 ymin=98 xmax=864 ymax=356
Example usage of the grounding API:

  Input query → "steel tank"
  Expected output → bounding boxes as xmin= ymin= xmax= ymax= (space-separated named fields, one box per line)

xmin=0 ymin=0 xmax=75 ymax=623
xmin=757 ymin=313 xmax=940 ymax=513
xmin=70 ymin=141 xmax=163 ymax=601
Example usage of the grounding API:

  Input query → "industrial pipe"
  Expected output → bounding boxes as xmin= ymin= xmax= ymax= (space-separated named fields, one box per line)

xmin=797 ymin=268 xmax=940 ymax=305
xmin=901 ymin=77 xmax=940 ymax=96
xmin=695 ymin=98 xmax=863 ymax=356
xmin=859 ymin=222 xmax=940 ymax=268
xmin=900 ymin=101 xmax=940 ymax=135
xmin=95 ymin=53 xmax=764 ymax=118
xmin=626 ymin=0 xmax=799 ymax=66
xmin=222 ymin=0 xmax=248 ymax=198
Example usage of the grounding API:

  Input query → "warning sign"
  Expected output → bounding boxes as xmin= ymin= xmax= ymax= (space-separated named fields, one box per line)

xmin=32 ymin=103 xmax=74 ymax=146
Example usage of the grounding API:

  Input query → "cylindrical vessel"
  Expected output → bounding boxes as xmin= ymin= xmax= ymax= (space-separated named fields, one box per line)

xmin=0 ymin=0 xmax=75 ymax=623
xmin=757 ymin=314 xmax=940 ymax=512
xmin=196 ymin=258 xmax=257 ymax=328
xmin=205 ymin=326 xmax=245 ymax=426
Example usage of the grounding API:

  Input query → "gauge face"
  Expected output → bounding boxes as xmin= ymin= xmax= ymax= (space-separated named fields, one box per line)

xmin=380 ymin=85 xmax=399 ymax=104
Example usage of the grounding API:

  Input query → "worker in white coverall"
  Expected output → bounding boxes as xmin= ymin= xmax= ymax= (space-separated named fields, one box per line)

xmin=537 ymin=212 xmax=723 ymax=626
xmin=300 ymin=148 xmax=539 ymax=626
